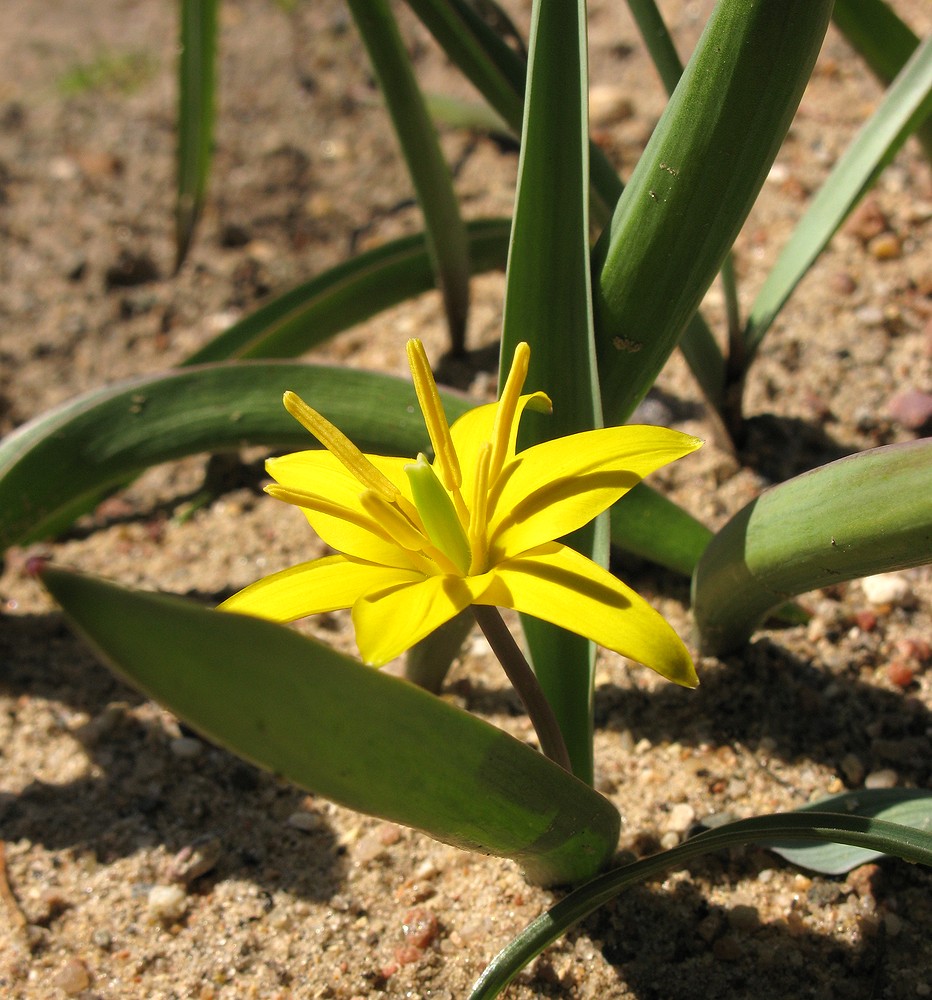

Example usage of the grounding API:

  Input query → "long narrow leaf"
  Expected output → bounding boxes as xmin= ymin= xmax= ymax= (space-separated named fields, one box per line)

xmin=743 ymin=34 xmax=932 ymax=362
xmin=499 ymin=0 xmax=600 ymax=783
xmin=692 ymin=439 xmax=932 ymax=656
xmin=346 ymin=0 xmax=471 ymax=352
xmin=832 ymin=0 xmax=932 ymax=163
xmin=470 ymin=810 xmax=932 ymax=999
xmin=175 ymin=0 xmax=218 ymax=270
xmin=185 ymin=219 xmax=510 ymax=364
xmin=41 ymin=567 xmax=620 ymax=887
xmin=593 ymin=0 xmax=833 ymax=425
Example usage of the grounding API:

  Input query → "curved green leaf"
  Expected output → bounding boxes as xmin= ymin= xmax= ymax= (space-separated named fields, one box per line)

xmin=692 ymin=440 xmax=932 ymax=656
xmin=768 ymin=789 xmax=932 ymax=874
xmin=0 ymin=362 xmax=469 ymax=551
xmin=41 ymin=567 xmax=620 ymax=887
xmin=176 ymin=0 xmax=218 ymax=270
xmin=470 ymin=809 xmax=932 ymax=999
xmin=185 ymin=219 xmax=510 ymax=364
xmin=593 ymin=0 xmax=834 ymax=425
xmin=347 ymin=0 xmax=471 ymax=352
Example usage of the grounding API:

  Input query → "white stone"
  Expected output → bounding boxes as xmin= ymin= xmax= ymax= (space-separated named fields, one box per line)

xmin=861 ymin=572 xmax=912 ymax=606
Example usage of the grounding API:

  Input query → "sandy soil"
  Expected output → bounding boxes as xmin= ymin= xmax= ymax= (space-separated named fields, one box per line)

xmin=1 ymin=1 xmax=930 ymax=997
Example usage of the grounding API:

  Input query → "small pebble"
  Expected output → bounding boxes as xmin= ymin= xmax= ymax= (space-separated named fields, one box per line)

xmin=887 ymin=660 xmax=916 ymax=688
xmin=287 ymin=811 xmax=322 ymax=832
xmin=840 ymin=753 xmax=865 ymax=786
xmin=864 ymin=768 xmax=898 ymax=789
xmin=861 ymin=572 xmax=912 ymax=607
xmin=52 ymin=957 xmax=90 ymax=995
xmin=169 ymin=736 xmax=203 ymax=759
xmin=868 ymin=232 xmax=901 ymax=260
xmin=665 ymin=802 xmax=696 ymax=834
xmin=887 ymin=389 xmax=932 ymax=432
xmin=147 ymin=884 xmax=188 ymax=922
xmin=588 ymin=85 xmax=634 ymax=126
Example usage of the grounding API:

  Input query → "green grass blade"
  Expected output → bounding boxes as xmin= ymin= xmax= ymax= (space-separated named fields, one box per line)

xmin=692 ymin=439 xmax=932 ymax=656
xmin=499 ymin=0 xmax=600 ymax=783
xmin=0 ymin=362 xmax=470 ymax=552
xmin=346 ymin=0 xmax=471 ymax=353
xmin=175 ymin=0 xmax=218 ymax=270
xmin=744 ymin=34 xmax=932 ymax=362
xmin=469 ymin=809 xmax=932 ymax=999
xmin=41 ymin=567 xmax=620 ymax=887
xmin=404 ymin=0 xmax=622 ymax=223
xmin=768 ymin=789 xmax=932 ymax=874
xmin=625 ymin=0 xmax=683 ymax=96
xmin=833 ymin=0 xmax=923 ymax=84
xmin=185 ymin=219 xmax=510 ymax=364
xmin=593 ymin=0 xmax=833 ymax=426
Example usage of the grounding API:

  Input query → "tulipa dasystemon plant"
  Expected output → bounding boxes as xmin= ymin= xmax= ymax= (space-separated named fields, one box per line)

xmin=2 ymin=0 xmax=931 ymax=994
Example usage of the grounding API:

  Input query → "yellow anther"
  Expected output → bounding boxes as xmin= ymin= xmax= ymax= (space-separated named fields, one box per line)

xmin=468 ymin=442 xmax=492 ymax=575
xmin=489 ymin=342 xmax=530 ymax=483
xmin=266 ymin=484 xmax=392 ymax=541
xmin=359 ymin=490 xmax=427 ymax=552
xmin=283 ymin=391 xmax=398 ymax=502
xmin=406 ymin=339 xmax=462 ymax=492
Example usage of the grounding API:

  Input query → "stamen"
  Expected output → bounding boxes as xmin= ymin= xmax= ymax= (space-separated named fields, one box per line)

xmin=406 ymin=340 xmax=462 ymax=491
xmin=405 ymin=454 xmax=471 ymax=575
xmin=266 ymin=484 xmax=393 ymax=542
xmin=489 ymin=342 xmax=530 ymax=483
xmin=283 ymin=391 xmax=397 ymax=502
xmin=359 ymin=490 xmax=428 ymax=551
xmin=468 ymin=442 xmax=492 ymax=575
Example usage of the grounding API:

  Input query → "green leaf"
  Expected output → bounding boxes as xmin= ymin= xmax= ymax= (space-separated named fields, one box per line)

xmin=768 ymin=789 xmax=932 ymax=874
xmin=743 ymin=33 xmax=932 ymax=363
xmin=0 ymin=362 xmax=469 ymax=552
xmin=499 ymin=0 xmax=600 ymax=784
xmin=185 ymin=219 xmax=510 ymax=364
xmin=346 ymin=0 xmax=471 ymax=353
xmin=41 ymin=567 xmax=620 ymax=887
xmin=692 ymin=440 xmax=932 ymax=656
xmin=175 ymin=0 xmax=218 ymax=270
xmin=592 ymin=0 xmax=834 ymax=425
xmin=610 ymin=481 xmax=711 ymax=578
xmin=469 ymin=810 xmax=932 ymax=999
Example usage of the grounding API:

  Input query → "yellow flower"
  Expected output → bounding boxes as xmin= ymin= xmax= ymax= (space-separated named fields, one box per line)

xmin=220 ymin=340 xmax=701 ymax=685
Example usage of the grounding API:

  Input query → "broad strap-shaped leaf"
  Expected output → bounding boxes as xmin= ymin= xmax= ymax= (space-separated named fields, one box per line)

xmin=185 ymin=219 xmax=510 ymax=364
xmin=41 ymin=567 xmax=620 ymax=887
xmin=0 ymin=362 xmax=462 ymax=551
xmin=346 ymin=0 xmax=471 ymax=352
xmin=0 ymin=360 xmax=710 ymax=580
xmin=469 ymin=809 xmax=932 ymax=999
xmin=499 ymin=0 xmax=601 ymax=783
xmin=743 ymin=33 xmax=932 ymax=363
xmin=767 ymin=789 xmax=932 ymax=875
xmin=592 ymin=0 xmax=834 ymax=425
xmin=692 ymin=440 xmax=932 ymax=656
xmin=175 ymin=0 xmax=218 ymax=270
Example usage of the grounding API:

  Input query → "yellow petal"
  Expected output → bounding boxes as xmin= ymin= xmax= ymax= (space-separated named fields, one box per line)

xmin=480 ymin=542 xmax=698 ymax=687
xmin=266 ymin=450 xmax=419 ymax=566
xmin=490 ymin=426 xmax=702 ymax=558
xmin=219 ymin=555 xmax=422 ymax=623
xmin=451 ymin=392 xmax=552 ymax=500
xmin=352 ymin=573 xmax=489 ymax=666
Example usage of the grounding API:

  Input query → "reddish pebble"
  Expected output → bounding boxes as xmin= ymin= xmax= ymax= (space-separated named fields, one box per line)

xmin=887 ymin=389 xmax=932 ymax=431
xmin=896 ymin=637 xmax=931 ymax=664
xmin=855 ymin=609 xmax=877 ymax=632
xmin=887 ymin=661 xmax=915 ymax=688
xmin=402 ymin=907 xmax=439 ymax=949
xmin=394 ymin=945 xmax=424 ymax=965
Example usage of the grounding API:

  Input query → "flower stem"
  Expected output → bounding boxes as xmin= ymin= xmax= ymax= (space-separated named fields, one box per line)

xmin=473 ymin=605 xmax=573 ymax=774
